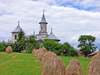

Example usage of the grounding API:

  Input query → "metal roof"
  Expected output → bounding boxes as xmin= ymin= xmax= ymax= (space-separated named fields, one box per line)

xmin=47 ymin=31 xmax=60 ymax=41
xmin=35 ymin=36 xmax=45 ymax=40
xmin=11 ymin=23 xmax=24 ymax=33
xmin=39 ymin=10 xmax=48 ymax=24
xmin=88 ymin=51 xmax=98 ymax=56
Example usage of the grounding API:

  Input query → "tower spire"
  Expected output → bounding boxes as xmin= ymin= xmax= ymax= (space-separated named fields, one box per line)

xmin=43 ymin=9 xmax=44 ymax=14
xmin=39 ymin=9 xmax=48 ymax=24
xmin=18 ymin=21 xmax=20 ymax=26
xmin=51 ymin=28 xmax=52 ymax=33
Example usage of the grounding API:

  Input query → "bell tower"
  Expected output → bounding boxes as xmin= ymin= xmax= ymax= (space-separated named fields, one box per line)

xmin=39 ymin=10 xmax=48 ymax=38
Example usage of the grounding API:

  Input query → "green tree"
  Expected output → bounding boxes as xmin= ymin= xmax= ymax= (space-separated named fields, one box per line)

xmin=78 ymin=35 xmax=97 ymax=57
xmin=12 ymin=42 xmax=19 ymax=52
xmin=18 ymin=38 xmax=26 ymax=52
xmin=0 ymin=41 xmax=7 ymax=52
xmin=17 ymin=31 xmax=24 ymax=42
xmin=26 ymin=35 xmax=38 ymax=53
xmin=43 ymin=39 xmax=62 ymax=55
xmin=62 ymin=42 xmax=78 ymax=56
xmin=11 ymin=31 xmax=25 ymax=52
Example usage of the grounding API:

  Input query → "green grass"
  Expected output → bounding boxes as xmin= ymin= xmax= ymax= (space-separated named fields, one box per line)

xmin=0 ymin=52 xmax=91 ymax=75
xmin=0 ymin=52 xmax=42 ymax=75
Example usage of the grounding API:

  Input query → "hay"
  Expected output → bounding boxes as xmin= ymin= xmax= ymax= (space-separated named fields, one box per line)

xmin=6 ymin=46 xmax=12 ymax=53
xmin=87 ymin=52 xmax=100 ymax=75
xmin=32 ymin=49 xmax=36 ymax=55
xmin=39 ymin=48 xmax=42 ymax=51
xmin=33 ymin=48 xmax=43 ymax=56
xmin=66 ymin=58 xmax=83 ymax=75
xmin=41 ymin=51 xmax=57 ymax=67
xmin=41 ymin=47 xmax=46 ymax=51
xmin=37 ymin=47 xmax=47 ymax=61
xmin=42 ymin=55 xmax=66 ymax=75
xmin=34 ymin=49 xmax=39 ymax=56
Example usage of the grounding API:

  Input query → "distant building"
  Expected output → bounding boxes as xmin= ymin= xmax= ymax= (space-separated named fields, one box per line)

xmin=11 ymin=10 xmax=60 ymax=43
xmin=11 ymin=21 xmax=24 ymax=43
xmin=78 ymin=51 xmax=82 ymax=55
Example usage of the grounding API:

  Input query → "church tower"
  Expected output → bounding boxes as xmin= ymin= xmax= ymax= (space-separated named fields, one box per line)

xmin=11 ymin=21 xmax=24 ymax=43
xmin=39 ymin=10 xmax=48 ymax=38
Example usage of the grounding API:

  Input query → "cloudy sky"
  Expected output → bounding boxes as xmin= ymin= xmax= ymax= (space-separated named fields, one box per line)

xmin=0 ymin=0 xmax=100 ymax=50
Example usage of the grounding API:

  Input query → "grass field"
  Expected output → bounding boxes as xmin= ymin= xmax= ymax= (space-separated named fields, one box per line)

xmin=0 ymin=52 xmax=91 ymax=75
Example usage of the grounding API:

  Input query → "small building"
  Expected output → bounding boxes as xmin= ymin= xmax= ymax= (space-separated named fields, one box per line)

xmin=78 ymin=51 xmax=82 ymax=55
xmin=88 ymin=51 xmax=98 ymax=58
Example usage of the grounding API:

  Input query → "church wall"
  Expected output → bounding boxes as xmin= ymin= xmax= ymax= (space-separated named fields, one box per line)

xmin=12 ymin=32 xmax=18 ymax=43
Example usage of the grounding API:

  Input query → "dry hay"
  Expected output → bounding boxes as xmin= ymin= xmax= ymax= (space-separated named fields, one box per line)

xmin=33 ymin=48 xmax=42 ymax=56
xmin=41 ymin=47 xmax=46 ymax=51
xmin=87 ymin=52 xmax=100 ymax=75
xmin=34 ymin=49 xmax=39 ymax=56
xmin=32 ymin=49 xmax=36 ymax=55
xmin=37 ymin=48 xmax=47 ymax=61
xmin=6 ymin=46 xmax=12 ymax=53
xmin=42 ymin=55 xmax=66 ymax=75
xmin=41 ymin=51 xmax=57 ymax=67
xmin=66 ymin=58 xmax=83 ymax=75
xmin=39 ymin=48 xmax=42 ymax=51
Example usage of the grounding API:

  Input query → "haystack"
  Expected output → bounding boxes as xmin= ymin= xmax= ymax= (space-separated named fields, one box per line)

xmin=34 ymin=49 xmax=39 ymax=56
xmin=42 ymin=56 xmax=66 ymax=75
xmin=41 ymin=47 xmax=46 ymax=51
xmin=41 ymin=51 xmax=57 ymax=67
xmin=6 ymin=46 xmax=12 ymax=53
xmin=32 ymin=49 xmax=36 ymax=55
xmin=87 ymin=52 xmax=100 ymax=75
xmin=39 ymin=48 xmax=42 ymax=51
xmin=37 ymin=47 xmax=47 ymax=61
xmin=66 ymin=58 xmax=83 ymax=75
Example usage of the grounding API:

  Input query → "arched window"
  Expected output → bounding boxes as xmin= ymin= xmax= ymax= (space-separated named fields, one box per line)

xmin=15 ymin=35 xmax=17 ymax=39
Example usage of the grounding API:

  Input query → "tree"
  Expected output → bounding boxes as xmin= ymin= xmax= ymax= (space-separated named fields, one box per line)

xmin=62 ymin=42 xmax=78 ymax=56
xmin=17 ymin=31 xmax=24 ymax=42
xmin=78 ymin=35 xmax=97 ymax=57
xmin=43 ymin=39 xmax=62 ymax=55
xmin=11 ymin=31 xmax=26 ymax=52
xmin=0 ymin=40 xmax=7 ymax=52
xmin=26 ymin=35 xmax=38 ymax=53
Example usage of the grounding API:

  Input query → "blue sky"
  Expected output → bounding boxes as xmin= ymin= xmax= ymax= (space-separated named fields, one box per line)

xmin=0 ymin=0 xmax=100 ymax=50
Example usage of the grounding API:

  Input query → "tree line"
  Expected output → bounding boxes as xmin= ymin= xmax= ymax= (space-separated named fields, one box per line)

xmin=0 ymin=31 xmax=97 ymax=57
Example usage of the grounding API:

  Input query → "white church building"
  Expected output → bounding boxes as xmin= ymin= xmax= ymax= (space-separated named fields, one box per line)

xmin=11 ymin=11 xmax=60 ymax=43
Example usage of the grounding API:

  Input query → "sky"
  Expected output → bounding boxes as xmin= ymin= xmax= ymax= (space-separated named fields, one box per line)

xmin=0 ymin=0 xmax=100 ymax=50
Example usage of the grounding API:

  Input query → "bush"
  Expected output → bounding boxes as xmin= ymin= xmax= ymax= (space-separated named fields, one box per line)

xmin=43 ymin=39 xmax=62 ymax=55
xmin=0 ymin=41 xmax=7 ymax=52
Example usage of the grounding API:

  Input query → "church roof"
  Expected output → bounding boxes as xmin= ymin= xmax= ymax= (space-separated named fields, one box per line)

xmin=39 ymin=10 xmax=48 ymax=24
xmin=47 ymin=29 xmax=60 ymax=41
xmin=35 ymin=36 xmax=45 ymax=40
xmin=11 ymin=22 xmax=24 ymax=33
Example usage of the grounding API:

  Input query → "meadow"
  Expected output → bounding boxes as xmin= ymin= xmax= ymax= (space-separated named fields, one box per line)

xmin=0 ymin=52 xmax=91 ymax=75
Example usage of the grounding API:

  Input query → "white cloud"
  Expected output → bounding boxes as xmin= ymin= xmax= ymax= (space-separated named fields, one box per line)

xmin=0 ymin=0 xmax=100 ymax=50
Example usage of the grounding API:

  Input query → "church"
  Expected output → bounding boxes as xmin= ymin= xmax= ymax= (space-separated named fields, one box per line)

xmin=11 ymin=11 xmax=60 ymax=43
